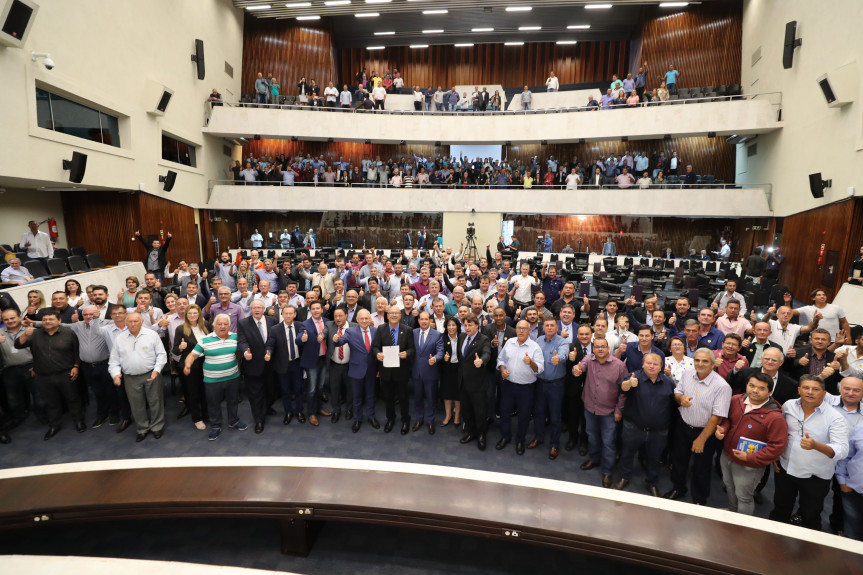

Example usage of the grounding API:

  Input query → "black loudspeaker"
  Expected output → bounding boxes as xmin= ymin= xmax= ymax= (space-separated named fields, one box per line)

xmin=156 ymin=90 xmax=172 ymax=113
xmin=0 ymin=0 xmax=39 ymax=48
xmin=818 ymin=77 xmax=837 ymax=105
xmin=782 ymin=21 xmax=802 ymax=70
xmin=191 ymin=39 xmax=205 ymax=80
xmin=808 ymin=172 xmax=830 ymax=199
xmin=62 ymin=151 xmax=87 ymax=183
xmin=159 ymin=170 xmax=177 ymax=192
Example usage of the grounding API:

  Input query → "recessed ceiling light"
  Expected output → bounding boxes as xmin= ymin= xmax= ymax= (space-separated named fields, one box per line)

xmin=518 ymin=26 xmax=541 ymax=31
xmin=324 ymin=0 xmax=350 ymax=5
xmin=472 ymin=27 xmax=493 ymax=32
xmin=454 ymin=43 xmax=474 ymax=47
xmin=245 ymin=4 xmax=271 ymax=10
xmin=505 ymin=41 xmax=524 ymax=46
xmin=367 ymin=46 xmax=385 ymax=50
xmin=374 ymin=31 xmax=395 ymax=35
xmin=410 ymin=44 xmax=429 ymax=48
xmin=556 ymin=40 xmax=578 ymax=45
xmin=423 ymin=29 xmax=444 ymax=34
xmin=659 ymin=2 xmax=689 ymax=7
xmin=355 ymin=12 xmax=379 ymax=17
xmin=365 ymin=0 xmax=391 ymax=3
xmin=567 ymin=24 xmax=591 ymax=29
xmin=585 ymin=3 xmax=613 ymax=9
xmin=505 ymin=6 xmax=532 ymax=12
xmin=284 ymin=2 xmax=311 ymax=7
xmin=423 ymin=9 xmax=447 ymax=14
xmin=296 ymin=15 xmax=320 ymax=20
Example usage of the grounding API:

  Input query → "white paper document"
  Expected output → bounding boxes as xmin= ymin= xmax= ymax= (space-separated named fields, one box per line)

xmin=383 ymin=345 xmax=400 ymax=368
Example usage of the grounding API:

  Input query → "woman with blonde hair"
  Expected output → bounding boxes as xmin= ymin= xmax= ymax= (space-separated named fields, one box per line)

xmin=172 ymin=304 xmax=211 ymax=430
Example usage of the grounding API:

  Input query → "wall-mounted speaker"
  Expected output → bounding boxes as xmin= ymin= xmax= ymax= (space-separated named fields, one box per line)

xmin=62 ymin=151 xmax=87 ymax=183
xmin=782 ymin=21 xmax=802 ymax=70
xmin=0 ymin=0 xmax=39 ymax=48
xmin=159 ymin=170 xmax=177 ymax=192
xmin=808 ymin=172 xmax=830 ymax=199
xmin=191 ymin=39 xmax=205 ymax=80
xmin=816 ymin=62 xmax=856 ymax=108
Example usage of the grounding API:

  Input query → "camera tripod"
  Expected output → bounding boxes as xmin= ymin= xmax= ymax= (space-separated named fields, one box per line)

xmin=465 ymin=234 xmax=478 ymax=261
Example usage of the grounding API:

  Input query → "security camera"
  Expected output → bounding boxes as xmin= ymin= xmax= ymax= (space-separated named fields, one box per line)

xmin=31 ymin=51 xmax=55 ymax=70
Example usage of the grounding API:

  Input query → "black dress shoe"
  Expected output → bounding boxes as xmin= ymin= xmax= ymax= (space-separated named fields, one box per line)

xmin=255 ymin=422 xmax=264 ymax=434
xmin=177 ymin=406 xmax=190 ymax=419
xmin=321 ymin=393 xmax=329 ymax=404
xmin=460 ymin=433 xmax=476 ymax=444
xmin=516 ymin=443 xmax=525 ymax=455
xmin=266 ymin=407 xmax=277 ymax=416
xmin=477 ymin=434 xmax=486 ymax=450
xmin=283 ymin=413 xmax=293 ymax=425
xmin=0 ymin=432 xmax=10 ymax=444
xmin=116 ymin=419 xmax=131 ymax=433
xmin=153 ymin=430 xmax=163 ymax=439
xmin=384 ymin=419 xmax=395 ymax=433
xmin=663 ymin=489 xmax=685 ymax=500
xmin=400 ymin=421 xmax=409 ymax=435
xmin=43 ymin=427 xmax=61 ymax=441
xmin=297 ymin=412 xmax=306 ymax=424
xmin=496 ymin=438 xmax=510 ymax=450
xmin=565 ymin=438 xmax=576 ymax=451
xmin=428 ymin=423 xmax=435 ymax=435
xmin=346 ymin=409 xmax=353 ymax=421
xmin=76 ymin=421 xmax=86 ymax=433
xmin=136 ymin=432 xmax=148 ymax=443
xmin=332 ymin=411 xmax=340 ymax=424
xmin=352 ymin=420 xmax=361 ymax=433
xmin=369 ymin=418 xmax=381 ymax=430
xmin=580 ymin=460 xmax=600 ymax=471
xmin=602 ymin=474 xmax=613 ymax=488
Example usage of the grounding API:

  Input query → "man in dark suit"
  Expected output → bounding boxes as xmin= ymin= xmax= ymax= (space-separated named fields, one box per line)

xmin=335 ymin=289 xmax=365 ymax=324
xmin=372 ymin=305 xmax=416 ymax=434
xmin=267 ymin=305 xmax=305 ymax=425
xmin=296 ymin=300 xmax=332 ymax=426
xmin=412 ymin=311 xmax=444 ymax=434
xmin=456 ymin=314 xmax=492 ymax=450
xmin=324 ymin=307 xmax=355 ymax=423
xmin=237 ymin=300 xmax=277 ymax=434
xmin=333 ymin=308 xmax=379 ymax=433
xmin=740 ymin=321 xmax=783 ymax=368
xmin=728 ymin=347 xmax=797 ymax=402
xmin=565 ymin=323 xmax=593 ymax=454
xmin=483 ymin=307 xmax=516 ymax=421
xmin=789 ymin=328 xmax=842 ymax=394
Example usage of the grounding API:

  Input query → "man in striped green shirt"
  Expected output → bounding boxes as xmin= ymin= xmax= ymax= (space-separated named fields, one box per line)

xmin=185 ymin=314 xmax=248 ymax=440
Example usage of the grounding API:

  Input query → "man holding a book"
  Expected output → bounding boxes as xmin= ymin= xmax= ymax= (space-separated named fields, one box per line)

xmin=715 ymin=372 xmax=788 ymax=514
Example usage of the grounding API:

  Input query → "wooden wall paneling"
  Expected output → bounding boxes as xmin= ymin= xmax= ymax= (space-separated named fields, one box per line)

xmin=244 ymin=140 xmax=450 ymax=166
xmin=242 ymin=20 xmax=336 ymax=99
xmin=633 ymin=1 xmax=742 ymax=93
xmin=136 ymin=193 xmax=200 ymax=266
xmin=207 ymin=210 xmax=442 ymax=252
xmin=775 ymin=199 xmax=861 ymax=300
xmin=199 ymin=209 xmax=215 ymax=261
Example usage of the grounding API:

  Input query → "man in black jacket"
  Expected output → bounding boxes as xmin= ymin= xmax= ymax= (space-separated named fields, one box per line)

xmin=456 ymin=314 xmax=492 ymax=450
xmin=237 ymin=300 xmax=277 ymax=434
xmin=134 ymin=230 xmax=171 ymax=282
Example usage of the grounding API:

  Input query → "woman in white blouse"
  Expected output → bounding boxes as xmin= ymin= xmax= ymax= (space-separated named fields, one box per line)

xmin=664 ymin=336 xmax=695 ymax=383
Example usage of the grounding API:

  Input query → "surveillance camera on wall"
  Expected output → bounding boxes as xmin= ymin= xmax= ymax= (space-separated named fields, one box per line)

xmin=31 ymin=51 xmax=53 ymax=70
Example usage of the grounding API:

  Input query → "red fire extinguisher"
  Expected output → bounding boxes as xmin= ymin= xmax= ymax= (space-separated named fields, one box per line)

xmin=159 ymin=221 xmax=165 ymax=242
xmin=817 ymin=243 xmax=825 ymax=267
xmin=48 ymin=218 xmax=59 ymax=240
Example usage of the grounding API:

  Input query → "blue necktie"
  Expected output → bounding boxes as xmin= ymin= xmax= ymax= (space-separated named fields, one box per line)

xmin=462 ymin=336 xmax=472 ymax=356
xmin=391 ymin=327 xmax=396 ymax=344
xmin=420 ymin=331 xmax=426 ymax=350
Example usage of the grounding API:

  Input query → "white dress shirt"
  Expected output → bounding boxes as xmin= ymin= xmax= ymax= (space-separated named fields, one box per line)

xmin=20 ymin=230 xmax=54 ymax=258
xmin=780 ymin=399 xmax=850 ymax=480
xmin=108 ymin=328 xmax=167 ymax=377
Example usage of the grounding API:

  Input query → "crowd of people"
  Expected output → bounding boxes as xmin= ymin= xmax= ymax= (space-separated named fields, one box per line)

xmin=1 ymin=230 xmax=861 ymax=539
xmin=226 ymin=149 xmax=702 ymax=190
xmin=245 ymin=62 xmax=686 ymax=113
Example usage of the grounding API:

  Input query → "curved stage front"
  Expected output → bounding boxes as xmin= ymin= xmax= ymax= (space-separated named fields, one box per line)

xmin=0 ymin=458 xmax=860 ymax=574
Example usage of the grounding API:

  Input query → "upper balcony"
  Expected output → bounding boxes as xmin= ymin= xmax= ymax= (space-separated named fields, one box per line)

xmin=203 ymin=92 xmax=782 ymax=145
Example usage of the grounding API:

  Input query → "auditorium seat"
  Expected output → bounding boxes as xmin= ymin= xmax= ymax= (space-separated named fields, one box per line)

xmin=68 ymin=255 xmax=89 ymax=272
xmin=715 ymin=85 xmax=727 ymax=96
xmin=70 ymin=247 xmax=87 ymax=257
xmin=86 ymin=254 xmax=108 ymax=269
xmin=53 ymin=248 xmax=70 ymax=259
xmin=14 ymin=252 xmax=28 ymax=263
xmin=0 ymin=244 xmax=12 ymax=253
xmin=703 ymin=85 xmax=714 ymax=94
xmin=46 ymin=258 xmax=74 ymax=276
xmin=20 ymin=259 xmax=53 ymax=280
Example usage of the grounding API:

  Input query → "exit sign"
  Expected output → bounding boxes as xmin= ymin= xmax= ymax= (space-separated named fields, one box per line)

xmin=752 ymin=226 xmax=762 ymax=230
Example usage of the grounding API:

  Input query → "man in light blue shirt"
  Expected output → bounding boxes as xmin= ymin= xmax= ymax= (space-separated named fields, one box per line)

xmin=770 ymin=375 xmax=849 ymax=530
xmin=496 ymin=320 xmax=545 ymax=455
xmin=532 ymin=318 xmax=569 ymax=458
xmin=664 ymin=64 xmax=679 ymax=95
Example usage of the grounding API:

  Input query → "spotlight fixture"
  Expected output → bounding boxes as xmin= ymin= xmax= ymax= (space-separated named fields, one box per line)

xmin=664 ymin=134 xmax=672 ymax=140
xmin=434 ymin=141 xmax=441 ymax=146
xmin=620 ymin=136 xmax=628 ymax=142
xmin=578 ymin=138 xmax=586 ymax=144
xmin=708 ymin=131 xmax=716 ymax=138
xmin=364 ymin=139 xmax=371 ymax=144
xmin=541 ymin=140 xmax=548 ymax=146
xmin=327 ymin=137 xmax=334 ymax=143
xmin=400 ymin=139 xmax=406 ymax=145
xmin=505 ymin=141 xmax=512 ymax=146
xmin=291 ymin=136 xmax=299 ymax=141
xmin=254 ymin=134 xmax=261 ymax=140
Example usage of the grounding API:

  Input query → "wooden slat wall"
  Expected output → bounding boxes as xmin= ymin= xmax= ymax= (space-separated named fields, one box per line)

xmin=207 ymin=210 xmax=442 ymax=252
xmin=633 ymin=1 xmax=742 ymax=92
xmin=775 ymin=198 xmax=863 ymax=300
xmin=241 ymin=20 xmax=337 ymax=99
xmin=62 ymin=192 xmax=199 ymax=268
xmin=244 ymin=141 xmax=449 ymax=164
xmin=503 ymin=214 xmax=739 ymax=258
xmin=336 ymin=41 xmax=630 ymax=89
xmin=509 ymin=137 xmax=736 ymax=183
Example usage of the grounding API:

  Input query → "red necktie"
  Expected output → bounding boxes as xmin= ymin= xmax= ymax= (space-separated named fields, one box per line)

xmin=338 ymin=327 xmax=344 ymax=360
xmin=317 ymin=319 xmax=325 ymax=355
xmin=364 ymin=329 xmax=370 ymax=352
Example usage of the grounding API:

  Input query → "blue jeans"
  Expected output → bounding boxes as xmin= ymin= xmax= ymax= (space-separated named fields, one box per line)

xmin=532 ymin=378 xmax=564 ymax=448
xmin=583 ymin=409 xmax=618 ymax=474
xmin=448 ymin=102 xmax=456 ymax=111
xmin=304 ymin=356 xmax=329 ymax=415
xmin=436 ymin=103 xmax=444 ymax=111
xmin=843 ymin=489 xmax=863 ymax=541
xmin=522 ymin=102 xmax=531 ymax=110
xmin=257 ymin=93 xmax=268 ymax=104
xmin=619 ymin=420 xmax=668 ymax=487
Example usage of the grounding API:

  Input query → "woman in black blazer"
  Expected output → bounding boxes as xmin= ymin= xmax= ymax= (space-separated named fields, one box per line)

xmin=439 ymin=316 xmax=462 ymax=427
xmin=172 ymin=304 xmax=211 ymax=430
